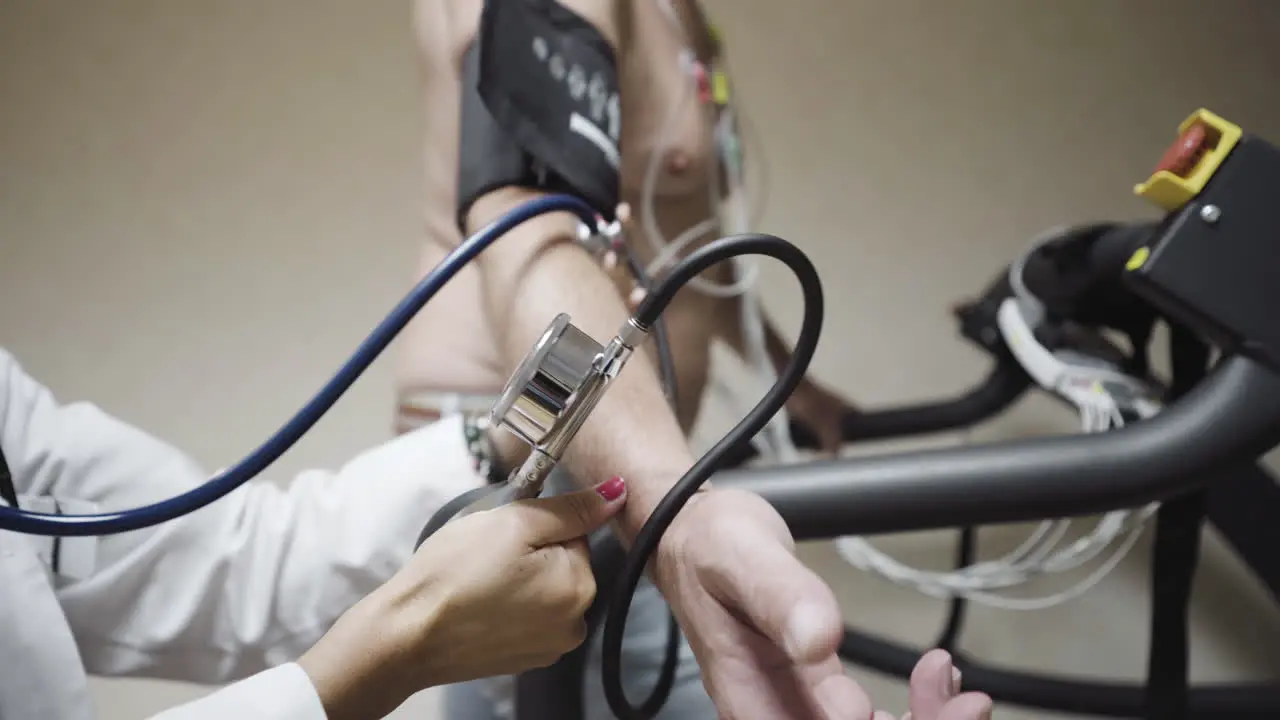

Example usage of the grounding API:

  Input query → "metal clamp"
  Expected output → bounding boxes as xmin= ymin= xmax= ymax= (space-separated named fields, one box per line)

xmin=576 ymin=216 xmax=626 ymax=262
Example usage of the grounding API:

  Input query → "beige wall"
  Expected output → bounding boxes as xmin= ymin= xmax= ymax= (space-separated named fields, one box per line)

xmin=2 ymin=1 xmax=1279 ymax=718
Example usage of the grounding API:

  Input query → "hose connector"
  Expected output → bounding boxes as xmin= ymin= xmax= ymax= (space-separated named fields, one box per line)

xmin=576 ymin=213 xmax=627 ymax=264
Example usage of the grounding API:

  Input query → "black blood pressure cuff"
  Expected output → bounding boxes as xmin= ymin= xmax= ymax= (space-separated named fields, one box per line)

xmin=456 ymin=0 xmax=622 ymax=231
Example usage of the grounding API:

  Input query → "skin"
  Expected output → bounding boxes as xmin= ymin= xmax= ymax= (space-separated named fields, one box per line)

xmin=396 ymin=0 xmax=853 ymax=449
xmin=297 ymin=479 xmax=630 ymax=720
xmin=399 ymin=1 xmax=992 ymax=718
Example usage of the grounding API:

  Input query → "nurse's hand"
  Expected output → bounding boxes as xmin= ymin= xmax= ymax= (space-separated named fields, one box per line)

xmin=298 ymin=476 xmax=628 ymax=720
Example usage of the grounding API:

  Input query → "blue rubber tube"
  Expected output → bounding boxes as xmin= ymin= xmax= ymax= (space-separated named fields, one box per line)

xmin=0 ymin=194 xmax=600 ymax=536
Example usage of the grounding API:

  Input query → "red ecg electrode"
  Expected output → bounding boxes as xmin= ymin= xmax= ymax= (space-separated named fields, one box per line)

xmin=692 ymin=63 xmax=711 ymax=103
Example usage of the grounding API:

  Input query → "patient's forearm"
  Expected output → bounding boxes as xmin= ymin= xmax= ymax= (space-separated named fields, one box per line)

xmin=466 ymin=189 xmax=697 ymax=538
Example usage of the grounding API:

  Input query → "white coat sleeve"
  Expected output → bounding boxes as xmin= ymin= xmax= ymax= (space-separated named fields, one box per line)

xmin=0 ymin=348 xmax=486 ymax=691
xmin=146 ymin=663 xmax=327 ymax=720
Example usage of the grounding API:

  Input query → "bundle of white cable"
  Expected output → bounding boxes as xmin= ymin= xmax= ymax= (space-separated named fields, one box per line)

xmin=832 ymin=378 xmax=1161 ymax=610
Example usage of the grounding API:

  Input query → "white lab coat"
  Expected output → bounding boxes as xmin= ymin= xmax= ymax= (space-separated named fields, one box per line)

xmin=0 ymin=348 xmax=485 ymax=719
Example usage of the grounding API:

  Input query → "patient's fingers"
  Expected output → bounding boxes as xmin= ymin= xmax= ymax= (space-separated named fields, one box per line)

xmin=937 ymin=693 xmax=993 ymax=720
xmin=907 ymin=649 xmax=959 ymax=719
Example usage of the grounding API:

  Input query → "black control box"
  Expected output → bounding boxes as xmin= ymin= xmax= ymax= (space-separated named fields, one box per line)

xmin=1125 ymin=132 xmax=1280 ymax=373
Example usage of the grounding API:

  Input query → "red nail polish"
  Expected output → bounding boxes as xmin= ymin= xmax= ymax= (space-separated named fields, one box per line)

xmin=597 ymin=476 xmax=626 ymax=501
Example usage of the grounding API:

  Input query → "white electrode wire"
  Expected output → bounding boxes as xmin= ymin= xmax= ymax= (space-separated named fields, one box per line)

xmin=646 ymin=217 xmax=720 ymax=275
xmin=933 ymin=228 xmax=1157 ymax=605
xmin=957 ymin=460 xmax=1158 ymax=608
xmin=637 ymin=78 xmax=783 ymax=454
xmin=829 ymin=223 xmax=1160 ymax=608
xmin=639 ymin=53 xmax=693 ymax=265
xmin=719 ymin=102 xmax=795 ymax=460
xmin=744 ymin=293 xmax=801 ymax=463
xmin=737 ymin=99 xmax=772 ymax=230
xmin=645 ymin=2 xmax=795 ymax=463
xmin=702 ymin=94 xmax=793 ymax=458
xmin=656 ymin=0 xmax=681 ymax=27
xmin=640 ymin=8 xmax=760 ymax=298
xmin=651 ymin=0 xmax=770 ymax=229
xmin=699 ymin=270 xmax=792 ymax=464
xmin=1008 ymin=224 xmax=1068 ymax=324
xmin=957 ymin=514 xmax=1148 ymax=610
xmin=836 ymin=466 xmax=1078 ymax=600
xmin=642 ymin=90 xmax=781 ymax=459
xmin=702 ymin=142 xmax=794 ymax=461
xmin=713 ymin=107 xmax=768 ymax=300
xmin=709 ymin=69 xmax=771 ymax=231
xmin=960 ymin=519 xmax=1071 ymax=580
xmin=640 ymin=105 xmax=760 ymax=296
xmin=833 ymin=379 xmax=1160 ymax=610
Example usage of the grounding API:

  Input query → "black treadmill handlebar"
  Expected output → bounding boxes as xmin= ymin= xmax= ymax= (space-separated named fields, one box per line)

xmin=719 ymin=357 xmax=1031 ymax=470
xmin=720 ymin=355 xmax=1280 ymax=540
xmin=838 ymin=356 xmax=1030 ymax=442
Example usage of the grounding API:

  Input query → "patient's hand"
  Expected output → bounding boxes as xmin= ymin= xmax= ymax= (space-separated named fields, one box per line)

xmin=885 ymin=649 xmax=994 ymax=720
xmin=787 ymin=377 xmax=857 ymax=456
xmin=653 ymin=489 xmax=992 ymax=719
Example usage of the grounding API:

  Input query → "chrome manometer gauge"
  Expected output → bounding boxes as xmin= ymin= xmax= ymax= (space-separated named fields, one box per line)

xmin=490 ymin=313 xmax=604 ymax=450
xmin=486 ymin=312 xmax=648 ymax=500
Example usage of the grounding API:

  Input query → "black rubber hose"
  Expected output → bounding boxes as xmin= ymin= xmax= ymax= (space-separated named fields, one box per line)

xmin=415 ymin=485 xmax=503 ymax=549
xmin=622 ymin=249 xmax=679 ymax=407
xmin=602 ymin=233 xmax=824 ymax=720
xmin=618 ymin=247 xmax=686 ymax=712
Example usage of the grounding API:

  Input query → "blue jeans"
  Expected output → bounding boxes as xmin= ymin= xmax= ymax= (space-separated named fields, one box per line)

xmin=442 ymin=471 xmax=715 ymax=720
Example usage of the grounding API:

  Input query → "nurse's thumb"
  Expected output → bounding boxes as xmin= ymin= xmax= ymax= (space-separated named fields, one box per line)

xmin=520 ymin=476 xmax=628 ymax=547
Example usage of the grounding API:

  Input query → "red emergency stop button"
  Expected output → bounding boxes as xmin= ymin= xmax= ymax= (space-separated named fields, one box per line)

xmin=1154 ymin=121 xmax=1211 ymax=178
xmin=1134 ymin=109 xmax=1241 ymax=211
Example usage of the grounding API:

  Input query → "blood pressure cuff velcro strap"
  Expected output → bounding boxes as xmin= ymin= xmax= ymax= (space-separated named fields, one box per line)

xmin=456 ymin=0 xmax=622 ymax=231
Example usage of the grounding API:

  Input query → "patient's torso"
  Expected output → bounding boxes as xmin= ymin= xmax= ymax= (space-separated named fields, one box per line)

xmin=398 ymin=0 xmax=738 ymax=432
